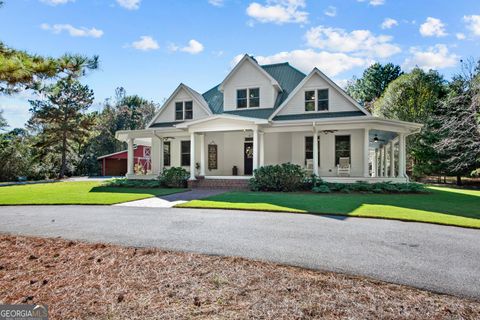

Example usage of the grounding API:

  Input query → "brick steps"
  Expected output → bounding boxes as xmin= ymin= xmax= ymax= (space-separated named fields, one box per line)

xmin=188 ymin=178 xmax=250 ymax=189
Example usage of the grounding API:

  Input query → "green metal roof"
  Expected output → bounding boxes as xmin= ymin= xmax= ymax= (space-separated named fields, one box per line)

xmin=272 ymin=111 xmax=366 ymax=121
xmin=201 ymin=62 xmax=306 ymax=118
xmin=149 ymin=121 xmax=182 ymax=128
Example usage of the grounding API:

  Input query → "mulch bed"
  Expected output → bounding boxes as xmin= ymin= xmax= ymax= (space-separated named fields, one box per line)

xmin=0 ymin=235 xmax=479 ymax=319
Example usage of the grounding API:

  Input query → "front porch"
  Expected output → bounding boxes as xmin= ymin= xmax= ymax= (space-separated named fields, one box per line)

xmin=115 ymin=116 xmax=421 ymax=186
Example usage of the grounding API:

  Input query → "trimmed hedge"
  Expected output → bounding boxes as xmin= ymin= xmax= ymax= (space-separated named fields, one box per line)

xmin=250 ymin=163 xmax=306 ymax=192
xmin=104 ymin=178 xmax=161 ymax=188
xmin=159 ymin=167 xmax=189 ymax=188
xmin=311 ymin=180 xmax=426 ymax=194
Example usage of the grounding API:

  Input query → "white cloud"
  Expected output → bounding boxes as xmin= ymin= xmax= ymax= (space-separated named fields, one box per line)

xmin=246 ymin=0 xmax=308 ymax=25
xmin=305 ymin=25 xmax=401 ymax=58
xmin=419 ymin=17 xmax=447 ymax=37
xmin=324 ymin=6 xmax=336 ymax=17
xmin=208 ymin=0 xmax=224 ymax=7
xmin=456 ymin=33 xmax=466 ymax=40
xmin=40 ymin=0 xmax=74 ymax=5
xmin=381 ymin=18 xmax=398 ymax=29
xmin=233 ymin=49 xmax=369 ymax=77
xmin=116 ymin=0 xmax=141 ymax=10
xmin=169 ymin=39 xmax=204 ymax=54
xmin=403 ymin=44 xmax=459 ymax=70
xmin=40 ymin=23 xmax=103 ymax=38
xmin=357 ymin=0 xmax=385 ymax=6
xmin=130 ymin=36 xmax=159 ymax=51
xmin=464 ymin=15 xmax=480 ymax=36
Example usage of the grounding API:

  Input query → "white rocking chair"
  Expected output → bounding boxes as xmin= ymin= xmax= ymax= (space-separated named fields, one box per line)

xmin=337 ymin=157 xmax=351 ymax=176
xmin=305 ymin=159 xmax=314 ymax=175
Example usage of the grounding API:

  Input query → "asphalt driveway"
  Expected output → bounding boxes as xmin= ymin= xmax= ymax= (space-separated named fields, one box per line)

xmin=0 ymin=205 xmax=479 ymax=299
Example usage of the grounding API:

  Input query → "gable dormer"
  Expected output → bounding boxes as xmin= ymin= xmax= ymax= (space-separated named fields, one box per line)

xmin=270 ymin=68 xmax=369 ymax=119
xmin=148 ymin=83 xmax=212 ymax=128
xmin=220 ymin=55 xmax=282 ymax=112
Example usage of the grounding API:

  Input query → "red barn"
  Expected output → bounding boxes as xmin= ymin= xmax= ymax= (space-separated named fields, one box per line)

xmin=97 ymin=145 xmax=151 ymax=176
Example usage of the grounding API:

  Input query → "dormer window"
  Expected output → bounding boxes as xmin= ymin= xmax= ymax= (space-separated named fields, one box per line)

xmin=237 ymin=88 xmax=260 ymax=109
xmin=175 ymin=101 xmax=193 ymax=120
xmin=305 ymin=89 xmax=329 ymax=112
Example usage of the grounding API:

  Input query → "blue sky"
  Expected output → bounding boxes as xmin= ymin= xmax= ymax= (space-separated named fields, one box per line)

xmin=1 ymin=0 xmax=479 ymax=129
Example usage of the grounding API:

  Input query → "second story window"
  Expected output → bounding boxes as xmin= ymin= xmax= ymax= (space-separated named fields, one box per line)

xmin=305 ymin=89 xmax=329 ymax=112
xmin=237 ymin=88 xmax=260 ymax=108
xmin=175 ymin=101 xmax=193 ymax=120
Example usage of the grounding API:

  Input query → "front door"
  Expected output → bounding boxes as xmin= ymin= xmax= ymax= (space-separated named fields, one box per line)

xmin=244 ymin=142 xmax=253 ymax=175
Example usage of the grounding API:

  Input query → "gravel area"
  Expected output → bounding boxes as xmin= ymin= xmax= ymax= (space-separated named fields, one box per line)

xmin=1 ymin=235 xmax=479 ymax=319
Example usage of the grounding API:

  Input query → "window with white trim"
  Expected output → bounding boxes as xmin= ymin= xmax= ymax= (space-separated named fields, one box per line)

xmin=237 ymin=88 xmax=260 ymax=108
xmin=175 ymin=101 xmax=193 ymax=121
xmin=305 ymin=89 xmax=329 ymax=112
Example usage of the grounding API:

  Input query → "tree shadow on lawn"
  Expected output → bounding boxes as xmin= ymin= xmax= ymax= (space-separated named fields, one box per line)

xmin=89 ymin=186 xmax=187 ymax=196
xmin=201 ymin=187 xmax=480 ymax=222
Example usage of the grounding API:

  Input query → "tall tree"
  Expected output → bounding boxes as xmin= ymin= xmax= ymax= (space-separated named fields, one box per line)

xmin=373 ymin=68 xmax=447 ymax=177
xmin=346 ymin=63 xmax=402 ymax=111
xmin=28 ymin=79 xmax=95 ymax=178
xmin=0 ymin=110 xmax=7 ymax=130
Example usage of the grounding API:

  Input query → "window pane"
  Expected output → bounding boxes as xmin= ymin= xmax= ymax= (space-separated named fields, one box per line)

xmin=250 ymin=98 xmax=260 ymax=108
xmin=249 ymin=88 xmax=259 ymax=98
xmin=175 ymin=102 xmax=183 ymax=120
xmin=305 ymin=101 xmax=315 ymax=111
xmin=237 ymin=98 xmax=247 ymax=108
xmin=335 ymin=135 xmax=350 ymax=165
xmin=184 ymin=101 xmax=193 ymax=119
xmin=318 ymin=100 xmax=328 ymax=111
xmin=305 ymin=136 xmax=313 ymax=160
xmin=181 ymin=141 xmax=190 ymax=166
xmin=237 ymin=89 xmax=247 ymax=108
xmin=249 ymin=88 xmax=260 ymax=107
xmin=318 ymin=89 xmax=328 ymax=100
xmin=305 ymin=91 xmax=315 ymax=101
xmin=163 ymin=141 xmax=171 ymax=166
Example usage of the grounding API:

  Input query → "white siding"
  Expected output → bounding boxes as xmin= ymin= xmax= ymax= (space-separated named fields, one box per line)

xmin=222 ymin=61 xmax=277 ymax=111
xmin=152 ymin=87 xmax=209 ymax=124
xmin=277 ymin=73 xmax=359 ymax=116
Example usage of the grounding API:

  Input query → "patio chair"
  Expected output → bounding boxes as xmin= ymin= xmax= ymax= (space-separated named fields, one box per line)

xmin=337 ymin=157 xmax=351 ymax=176
xmin=305 ymin=159 xmax=314 ymax=175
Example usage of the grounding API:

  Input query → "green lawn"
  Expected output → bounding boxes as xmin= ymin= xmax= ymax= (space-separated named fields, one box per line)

xmin=177 ymin=186 xmax=480 ymax=229
xmin=0 ymin=181 xmax=186 ymax=205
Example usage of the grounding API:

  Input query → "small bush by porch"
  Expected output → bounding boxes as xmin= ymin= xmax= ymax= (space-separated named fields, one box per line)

xmin=176 ymin=186 xmax=480 ymax=229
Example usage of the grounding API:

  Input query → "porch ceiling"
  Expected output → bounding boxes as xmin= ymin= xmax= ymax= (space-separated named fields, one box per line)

xmin=369 ymin=129 xmax=397 ymax=148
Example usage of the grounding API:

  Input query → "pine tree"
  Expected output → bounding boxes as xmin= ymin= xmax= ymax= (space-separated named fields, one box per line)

xmin=28 ymin=79 xmax=95 ymax=178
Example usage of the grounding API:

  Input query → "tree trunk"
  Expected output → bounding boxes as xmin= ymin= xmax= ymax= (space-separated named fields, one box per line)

xmin=59 ymin=131 xmax=67 ymax=179
xmin=456 ymin=175 xmax=462 ymax=186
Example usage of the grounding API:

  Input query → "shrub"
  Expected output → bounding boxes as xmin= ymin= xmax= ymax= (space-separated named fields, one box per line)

xmin=312 ymin=185 xmax=331 ymax=193
xmin=303 ymin=174 xmax=322 ymax=190
xmin=105 ymin=178 xmax=161 ymax=188
xmin=311 ymin=181 xmax=427 ymax=194
xmin=159 ymin=167 xmax=189 ymax=188
xmin=250 ymin=163 xmax=306 ymax=192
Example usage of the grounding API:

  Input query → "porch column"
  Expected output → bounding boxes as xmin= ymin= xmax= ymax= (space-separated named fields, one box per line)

xmin=127 ymin=138 xmax=134 ymax=175
xmin=159 ymin=138 xmax=164 ymax=172
xmin=252 ymin=128 xmax=259 ymax=172
xmin=379 ymin=147 xmax=384 ymax=177
xmin=383 ymin=144 xmax=389 ymax=177
xmin=363 ymin=128 xmax=370 ymax=177
xmin=399 ymin=133 xmax=406 ymax=178
xmin=199 ymin=133 xmax=205 ymax=176
xmin=151 ymin=136 xmax=161 ymax=175
xmin=390 ymin=141 xmax=395 ymax=178
xmin=373 ymin=148 xmax=378 ymax=177
xmin=259 ymin=132 xmax=265 ymax=167
xmin=189 ymin=132 xmax=196 ymax=180
xmin=313 ymin=129 xmax=319 ymax=176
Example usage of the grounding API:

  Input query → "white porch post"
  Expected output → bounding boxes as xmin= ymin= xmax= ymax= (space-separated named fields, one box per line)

xmin=127 ymin=138 xmax=134 ymax=176
xmin=313 ymin=129 xmax=319 ymax=177
xmin=399 ymin=133 xmax=406 ymax=178
xmin=379 ymin=147 xmax=384 ymax=177
xmin=363 ymin=128 xmax=370 ymax=177
xmin=374 ymin=149 xmax=378 ymax=177
xmin=390 ymin=141 xmax=395 ymax=178
xmin=383 ymin=144 xmax=388 ymax=177
xmin=151 ymin=136 xmax=161 ymax=175
xmin=252 ymin=128 xmax=259 ymax=172
xmin=199 ymin=133 xmax=205 ymax=176
xmin=259 ymin=132 xmax=265 ymax=167
xmin=189 ymin=132 xmax=196 ymax=180
xmin=159 ymin=138 xmax=164 ymax=172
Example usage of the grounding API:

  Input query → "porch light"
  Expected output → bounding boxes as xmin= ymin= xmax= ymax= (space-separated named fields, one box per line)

xmin=373 ymin=136 xmax=379 ymax=143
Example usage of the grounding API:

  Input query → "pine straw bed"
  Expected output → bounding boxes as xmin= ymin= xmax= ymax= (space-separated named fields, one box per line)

xmin=0 ymin=235 xmax=479 ymax=319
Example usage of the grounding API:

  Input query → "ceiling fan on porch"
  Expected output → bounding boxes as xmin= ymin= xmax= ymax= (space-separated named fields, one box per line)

xmin=371 ymin=134 xmax=386 ymax=143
